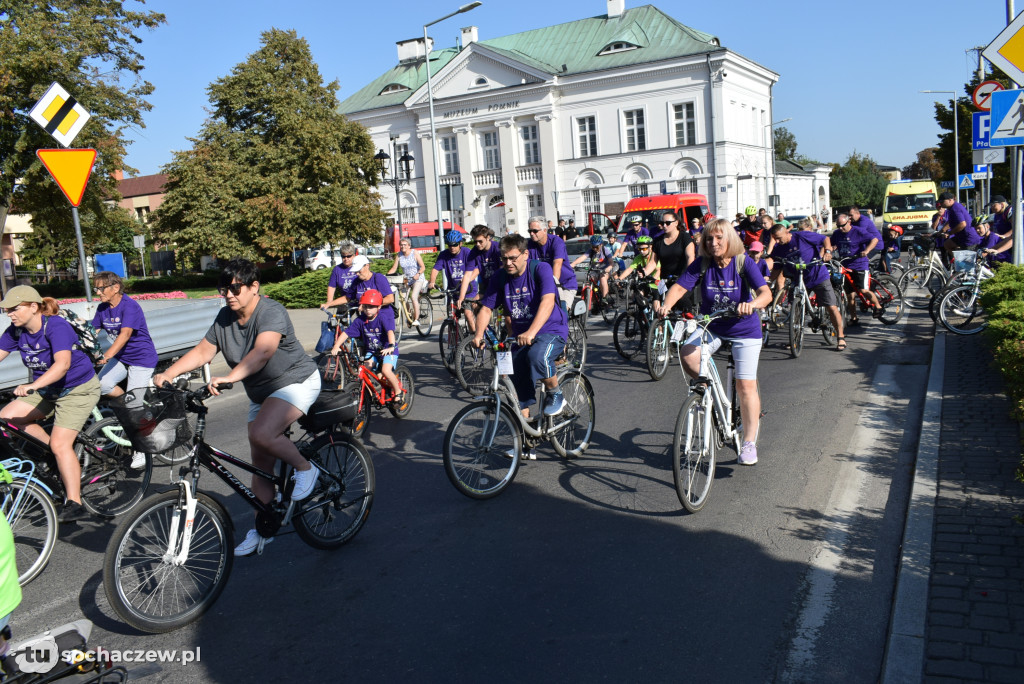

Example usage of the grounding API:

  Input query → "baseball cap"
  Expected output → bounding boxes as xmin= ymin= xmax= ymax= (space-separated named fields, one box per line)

xmin=748 ymin=241 xmax=765 ymax=252
xmin=988 ymin=195 xmax=1007 ymax=206
xmin=349 ymin=255 xmax=370 ymax=271
xmin=0 ymin=285 xmax=43 ymax=310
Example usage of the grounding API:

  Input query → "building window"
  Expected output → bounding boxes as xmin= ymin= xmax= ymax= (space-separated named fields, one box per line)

xmin=379 ymin=83 xmax=410 ymax=95
xmin=527 ymin=194 xmax=543 ymax=212
xmin=629 ymin=183 xmax=648 ymax=198
xmin=482 ymin=131 xmax=501 ymax=170
xmin=577 ymin=116 xmax=597 ymax=158
xmin=395 ymin=143 xmax=411 ymax=179
xmin=677 ymin=180 xmax=698 ymax=194
xmin=624 ymin=109 xmax=646 ymax=151
xmin=598 ymin=41 xmax=639 ymax=55
xmin=673 ymin=103 xmax=696 ymax=147
xmin=440 ymin=136 xmax=459 ymax=175
xmin=521 ymin=125 xmax=539 ymax=165
xmin=400 ymin=206 xmax=416 ymax=223
xmin=582 ymin=188 xmax=601 ymax=215
xmin=134 ymin=207 xmax=150 ymax=223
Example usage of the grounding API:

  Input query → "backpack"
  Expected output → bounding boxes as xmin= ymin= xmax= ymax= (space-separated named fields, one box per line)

xmin=692 ymin=253 xmax=754 ymax=310
xmin=494 ymin=259 xmax=568 ymax=316
xmin=57 ymin=309 xmax=105 ymax=366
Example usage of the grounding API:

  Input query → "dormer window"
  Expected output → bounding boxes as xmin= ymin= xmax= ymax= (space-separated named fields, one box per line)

xmin=379 ymin=83 xmax=410 ymax=95
xmin=469 ymin=76 xmax=489 ymax=90
xmin=598 ymin=41 xmax=638 ymax=55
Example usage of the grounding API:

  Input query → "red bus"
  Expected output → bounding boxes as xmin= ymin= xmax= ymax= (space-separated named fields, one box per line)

xmin=386 ymin=221 xmax=464 ymax=253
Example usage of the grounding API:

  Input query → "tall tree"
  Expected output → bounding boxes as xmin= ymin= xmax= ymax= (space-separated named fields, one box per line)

xmin=901 ymin=147 xmax=943 ymax=180
xmin=0 ymin=1 xmax=165 ymax=247
xmin=154 ymin=28 xmax=386 ymax=265
xmin=830 ymin=152 xmax=888 ymax=210
xmin=774 ymin=126 xmax=798 ymax=160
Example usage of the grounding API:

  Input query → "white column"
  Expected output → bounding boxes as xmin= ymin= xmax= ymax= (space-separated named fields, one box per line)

xmin=453 ymin=124 xmax=477 ymax=224
xmin=417 ymin=131 xmax=438 ymax=222
xmin=535 ymin=113 xmax=558 ymax=220
xmin=496 ymin=119 xmax=520 ymax=233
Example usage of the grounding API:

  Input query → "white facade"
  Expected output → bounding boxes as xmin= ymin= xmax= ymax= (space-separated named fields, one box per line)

xmin=345 ymin=5 xmax=787 ymax=235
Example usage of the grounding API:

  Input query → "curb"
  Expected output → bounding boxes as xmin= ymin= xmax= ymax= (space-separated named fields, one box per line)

xmin=880 ymin=330 xmax=945 ymax=682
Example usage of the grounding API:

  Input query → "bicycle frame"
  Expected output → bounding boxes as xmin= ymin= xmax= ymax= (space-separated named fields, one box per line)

xmin=681 ymin=318 xmax=741 ymax=454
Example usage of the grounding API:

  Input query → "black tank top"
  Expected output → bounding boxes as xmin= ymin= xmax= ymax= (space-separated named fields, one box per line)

xmin=654 ymin=232 xmax=692 ymax=279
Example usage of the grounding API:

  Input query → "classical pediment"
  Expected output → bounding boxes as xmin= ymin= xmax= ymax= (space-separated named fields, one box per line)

xmin=407 ymin=44 xmax=551 ymax=107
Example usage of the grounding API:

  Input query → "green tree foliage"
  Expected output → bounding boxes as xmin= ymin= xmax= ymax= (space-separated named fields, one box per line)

xmin=154 ymin=28 xmax=386 ymax=265
xmin=0 ymin=1 xmax=165 ymax=247
xmin=829 ymin=152 xmax=888 ymax=210
xmin=901 ymin=147 xmax=943 ymax=181
xmin=773 ymin=126 xmax=798 ymax=160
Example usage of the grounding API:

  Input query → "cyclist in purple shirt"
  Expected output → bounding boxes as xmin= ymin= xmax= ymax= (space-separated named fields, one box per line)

xmin=657 ymin=219 xmax=772 ymax=466
xmin=458 ymin=224 xmax=503 ymax=311
xmin=91 ymin=272 xmax=158 ymax=398
xmin=831 ymin=213 xmax=881 ymax=322
xmin=431 ymin=230 xmax=478 ymax=333
xmin=321 ymin=241 xmax=360 ymax=310
xmin=977 ymin=218 xmax=1012 ymax=264
xmin=527 ymin=216 xmax=578 ymax=303
xmin=937 ymin=191 xmax=980 ymax=257
xmin=475 ymin=234 xmax=568 ymax=423
xmin=616 ymin=215 xmax=650 ymax=258
xmin=337 ymin=255 xmax=394 ymax=307
xmin=0 ymin=286 xmax=100 ymax=523
xmin=988 ymin=195 xmax=1012 ymax=237
xmin=330 ymin=289 xmax=402 ymax=400
xmin=848 ymin=206 xmax=882 ymax=256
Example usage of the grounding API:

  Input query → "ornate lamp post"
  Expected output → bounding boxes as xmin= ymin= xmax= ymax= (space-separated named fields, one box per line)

xmin=375 ymin=141 xmax=415 ymax=241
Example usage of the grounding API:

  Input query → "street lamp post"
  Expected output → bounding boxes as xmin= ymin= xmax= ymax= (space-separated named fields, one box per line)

xmin=375 ymin=138 xmax=415 ymax=245
xmin=424 ymin=2 xmax=482 ymax=247
xmin=921 ymin=89 xmax=960 ymax=203
xmin=765 ymin=117 xmax=792 ymax=211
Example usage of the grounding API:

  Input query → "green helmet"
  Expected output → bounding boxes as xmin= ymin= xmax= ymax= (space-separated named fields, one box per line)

xmin=744 ymin=205 xmax=757 ymax=216
xmin=636 ymin=235 xmax=653 ymax=245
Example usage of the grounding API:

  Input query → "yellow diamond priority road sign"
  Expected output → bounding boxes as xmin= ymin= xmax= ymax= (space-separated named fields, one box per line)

xmin=28 ymin=82 xmax=91 ymax=148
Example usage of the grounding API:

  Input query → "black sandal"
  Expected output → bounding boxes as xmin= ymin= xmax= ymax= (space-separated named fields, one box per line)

xmin=836 ymin=337 xmax=847 ymax=351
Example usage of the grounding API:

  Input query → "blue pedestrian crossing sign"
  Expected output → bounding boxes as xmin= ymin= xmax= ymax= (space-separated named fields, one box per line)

xmin=958 ymin=174 xmax=975 ymax=189
xmin=989 ymin=89 xmax=1024 ymax=146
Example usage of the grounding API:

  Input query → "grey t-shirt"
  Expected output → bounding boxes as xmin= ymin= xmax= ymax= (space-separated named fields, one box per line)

xmin=204 ymin=296 xmax=317 ymax=403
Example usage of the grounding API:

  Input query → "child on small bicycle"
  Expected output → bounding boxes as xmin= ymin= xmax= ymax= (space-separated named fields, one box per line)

xmin=330 ymin=289 xmax=403 ymax=399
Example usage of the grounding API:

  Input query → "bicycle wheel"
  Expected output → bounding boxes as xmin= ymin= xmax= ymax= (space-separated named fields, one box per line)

xmin=454 ymin=336 xmax=494 ymax=395
xmin=103 ymin=489 xmax=233 ymax=633
xmin=601 ymin=290 xmax=619 ymax=324
xmin=769 ymin=285 xmax=791 ymax=329
xmin=392 ymin=304 xmax=405 ymax=345
xmin=438 ymin=319 xmax=462 ymax=372
xmin=3 ymin=479 xmax=58 ymax=587
xmin=443 ymin=401 xmax=522 ymax=499
xmin=386 ymin=364 xmax=415 ymax=418
xmin=416 ymin=293 xmax=434 ymax=337
xmin=938 ymin=284 xmax=987 ymax=335
xmin=294 ymin=432 xmax=375 ymax=549
xmin=549 ymin=371 xmax=595 ymax=459
xmin=613 ymin=311 xmax=646 ymax=360
xmin=646 ymin=319 xmax=671 ymax=381
xmin=79 ymin=417 xmax=151 ymax=518
xmin=564 ymin=317 xmax=588 ymax=370
xmin=898 ymin=265 xmax=946 ymax=309
xmin=820 ymin=305 xmax=838 ymax=346
xmin=788 ymin=291 xmax=806 ymax=358
xmin=672 ymin=393 xmax=716 ymax=513
xmin=872 ymin=274 xmax=905 ymax=325
xmin=349 ymin=385 xmax=371 ymax=438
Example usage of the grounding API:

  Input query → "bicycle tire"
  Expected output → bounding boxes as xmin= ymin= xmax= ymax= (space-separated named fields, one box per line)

xmin=872 ymin=273 xmax=905 ymax=325
xmin=564 ymin=316 xmax=588 ymax=370
xmin=103 ymin=489 xmax=233 ymax=634
xmin=600 ymin=291 xmax=619 ymax=324
xmin=646 ymin=319 xmax=671 ymax=381
xmin=438 ymin=319 xmax=462 ymax=372
xmin=416 ymin=294 xmax=434 ymax=337
xmin=769 ymin=285 xmax=792 ymax=329
xmin=454 ymin=335 xmax=494 ymax=395
xmin=672 ymin=392 xmax=716 ymax=513
xmin=613 ymin=311 xmax=646 ymax=360
xmin=549 ymin=371 xmax=595 ymax=459
xmin=387 ymin=364 xmax=415 ymax=418
xmin=294 ymin=432 xmax=375 ymax=549
xmin=898 ymin=265 xmax=946 ymax=309
xmin=3 ymin=479 xmax=58 ymax=587
xmin=392 ymin=303 xmax=404 ymax=345
xmin=820 ymin=305 xmax=838 ymax=346
xmin=788 ymin=291 xmax=805 ymax=358
xmin=349 ymin=385 xmax=371 ymax=438
xmin=443 ymin=401 xmax=522 ymax=499
xmin=79 ymin=417 xmax=151 ymax=518
xmin=938 ymin=284 xmax=987 ymax=335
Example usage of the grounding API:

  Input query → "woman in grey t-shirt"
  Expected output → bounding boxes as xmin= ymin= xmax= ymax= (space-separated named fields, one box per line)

xmin=153 ymin=259 xmax=321 ymax=557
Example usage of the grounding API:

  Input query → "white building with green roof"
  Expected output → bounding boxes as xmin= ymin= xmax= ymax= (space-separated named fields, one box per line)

xmin=341 ymin=1 xmax=824 ymax=234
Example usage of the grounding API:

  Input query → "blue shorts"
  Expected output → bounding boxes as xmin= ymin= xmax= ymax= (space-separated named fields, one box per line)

xmin=511 ymin=333 xmax=565 ymax=408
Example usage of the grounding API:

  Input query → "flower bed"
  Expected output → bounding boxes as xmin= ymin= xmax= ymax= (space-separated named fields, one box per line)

xmin=57 ymin=291 xmax=188 ymax=305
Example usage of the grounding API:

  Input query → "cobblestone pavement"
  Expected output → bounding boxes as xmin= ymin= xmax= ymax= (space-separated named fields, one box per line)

xmin=924 ymin=333 xmax=1024 ymax=683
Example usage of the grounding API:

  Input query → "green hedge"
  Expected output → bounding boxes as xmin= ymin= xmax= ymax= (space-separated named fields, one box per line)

xmin=981 ymin=264 xmax=1024 ymax=421
xmin=33 ymin=266 xmax=289 ymax=298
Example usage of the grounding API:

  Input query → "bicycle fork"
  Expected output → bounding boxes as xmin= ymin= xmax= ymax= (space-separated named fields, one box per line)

xmin=166 ymin=480 xmax=199 ymax=566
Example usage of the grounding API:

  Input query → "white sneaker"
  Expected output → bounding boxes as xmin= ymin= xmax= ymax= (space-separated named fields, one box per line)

xmin=234 ymin=528 xmax=272 ymax=556
xmin=290 ymin=465 xmax=319 ymax=501
xmin=130 ymin=452 xmax=147 ymax=469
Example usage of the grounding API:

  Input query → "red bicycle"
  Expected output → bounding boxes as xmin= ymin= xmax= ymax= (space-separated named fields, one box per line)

xmin=344 ymin=351 xmax=415 ymax=438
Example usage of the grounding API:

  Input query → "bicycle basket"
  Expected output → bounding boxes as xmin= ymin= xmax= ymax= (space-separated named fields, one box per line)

xmin=951 ymin=250 xmax=977 ymax=273
xmin=109 ymin=388 xmax=192 ymax=454
xmin=298 ymin=384 xmax=360 ymax=432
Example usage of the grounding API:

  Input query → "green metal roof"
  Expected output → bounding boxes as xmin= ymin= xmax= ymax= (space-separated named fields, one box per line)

xmin=339 ymin=4 xmax=721 ymax=115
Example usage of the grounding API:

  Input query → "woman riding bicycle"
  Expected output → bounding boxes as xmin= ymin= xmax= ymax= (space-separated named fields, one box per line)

xmin=152 ymin=259 xmax=321 ymax=557
xmin=386 ymin=238 xmax=427 ymax=325
xmin=0 ymin=286 xmax=101 ymax=523
xmin=656 ymin=219 xmax=772 ymax=466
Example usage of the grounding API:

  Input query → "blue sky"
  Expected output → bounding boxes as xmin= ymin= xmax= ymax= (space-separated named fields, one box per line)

xmin=121 ymin=0 xmax=1012 ymax=177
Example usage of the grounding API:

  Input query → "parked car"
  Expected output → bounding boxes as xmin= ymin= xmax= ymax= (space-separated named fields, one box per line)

xmin=305 ymin=248 xmax=342 ymax=270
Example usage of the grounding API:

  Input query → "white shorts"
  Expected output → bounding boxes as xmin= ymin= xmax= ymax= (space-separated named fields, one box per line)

xmin=247 ymin=370 xmax=321 ymax=422
xmin=97 ymin=360 xmax=154 ymax=396
xmin=683 ymin=331 xmax=762 ymax=380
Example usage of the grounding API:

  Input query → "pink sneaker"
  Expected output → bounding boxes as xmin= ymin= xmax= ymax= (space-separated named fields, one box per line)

xmin=738 ymin=441 xmax=758 ymax=466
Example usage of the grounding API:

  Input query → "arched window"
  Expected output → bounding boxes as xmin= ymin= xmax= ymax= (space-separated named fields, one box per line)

xmin=598 ymin=41 xmax=638 ymax=55
xmin=379 ymin=83 xmax=410 ymax=95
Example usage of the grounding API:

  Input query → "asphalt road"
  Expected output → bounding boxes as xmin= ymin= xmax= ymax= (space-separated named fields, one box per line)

xmin=11 ymin=304 xmax=935 ymax=683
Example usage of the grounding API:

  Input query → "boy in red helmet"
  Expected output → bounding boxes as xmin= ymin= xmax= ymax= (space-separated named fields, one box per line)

xmin=330 ymin=289 xmax=402 ymax=397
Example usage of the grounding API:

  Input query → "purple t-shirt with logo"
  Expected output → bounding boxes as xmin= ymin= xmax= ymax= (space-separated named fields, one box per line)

xmin=344 ymin=307 xmax=397 ymax=355
xmin=980 ymin=232 xmax=1010 ymax=262
xmin=342 ymin=272 xmax=394 ymax=304
xmin=328 ymin=265 xmax=357 ymax=291
xmin=623 ymin=226 xmax=650 ymax=246
xmin=677 ymin=257 xmax=767 ymax=339
xmin=92 ymin=295 xmax=158 ymax=368
xmin=528 ymin=235 xmax=578 ymax=290
xmin=467 ymin=241 xmax=502 ymax=289
xmin=433 ymin=248 xmax=478 ymax=297
xmin=480 ymin=260 xmax=568 ymax=339
xmin=991 ymin=210 xmax=1012 ymax=237
xmin=769 ymin=231 xmax=829 ymax=289
xmin=830 ymin=226 xmax=874 ymax=270
xmin=0 ymin=316 xmax=95 ymax=390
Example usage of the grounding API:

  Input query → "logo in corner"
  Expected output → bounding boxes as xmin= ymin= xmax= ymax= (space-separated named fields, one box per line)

xmin=14 ymin=636 xmax=59 ymax=673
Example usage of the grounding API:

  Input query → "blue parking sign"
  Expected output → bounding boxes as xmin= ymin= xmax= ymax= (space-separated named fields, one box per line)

xmin=973 ymin=112 xmax=991 ymax=150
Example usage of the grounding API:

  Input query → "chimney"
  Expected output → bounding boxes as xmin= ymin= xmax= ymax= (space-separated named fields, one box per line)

xmin=396 ymin=37 xmax=433 ymax=63
xmin=607 ymin=0 xmax=625 ymax=18
xmin=113 ymin=169 xmax=124 ymax=181
xmin=461 ymin=26 xmax=478 ymax=45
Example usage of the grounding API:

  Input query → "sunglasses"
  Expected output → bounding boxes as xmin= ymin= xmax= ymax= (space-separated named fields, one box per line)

xmin=527 ymin=229 xmax=541 ymax=234
xmin=341 ymin=253 xmax=355 ymax=258
xmin=659 ymin=220 xmax=676 ymax=225
xmin=500 ymin=253 xmax=524 ymax=263
xmin=217 ymin=283 xmax=247 ymax=296
xmin=94 ymin=285 xmax=113 ymax=292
